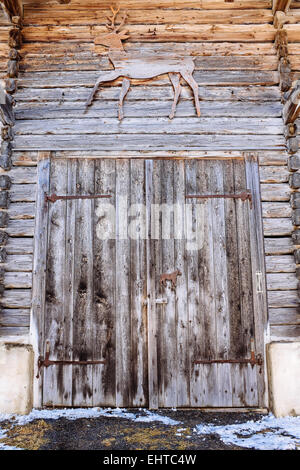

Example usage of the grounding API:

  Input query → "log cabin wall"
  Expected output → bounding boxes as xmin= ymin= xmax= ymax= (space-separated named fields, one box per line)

xmin=0 ymin=0 xmax=299 ymax=343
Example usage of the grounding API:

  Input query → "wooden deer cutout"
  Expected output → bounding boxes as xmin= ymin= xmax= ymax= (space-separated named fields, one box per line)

xmin=85 ymin=7 xmax=201 ymax=120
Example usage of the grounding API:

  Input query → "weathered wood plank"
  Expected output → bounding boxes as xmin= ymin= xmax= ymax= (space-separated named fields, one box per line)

xmin=0 ymin=167 xmax=37 ymax=184
xmin=16 ymin=70 xmax=279 ymax=87
xmin=14 ymin=117 xmax=284 ymax=136
xmin=0 ymin=309 xmax=30 ymax=327
xmin=5 ymin=254 xmax=33 ymax=272
xmin=13 ymin=134 xmax=285 ymax=151
xmin=270 ymin=324 xmax=300 ymax=340
xmin=8 ymin=202 xmax=35 ymax=219
xmin=6 ymin=219 xmax=35 ymax=236
xmin=260 ymin=184 xmax=290 ymax=202
xmin=264 ymin=237 xmax=294 ymax=255
xmin=4 ymin=272 xmax=32 ymax=288
xmin=259 ymin=166 xmax=289 ymax=183
xmin=10 ymin=184 xmax=36 ymax=202
xmin=1 ymin=289 xmax=32 ymax=308
xmin=14 ymin=101 xmax=283 ymax=120
xmin=6 ymin=236 xmax=33 ymax=254
xmin=267 ymin=273 xmax=298 ymax=290
xmin=263 ymin=218 xmax=293 ymax=236
xmin=262 ymin=202 xmax=291 ymax=218
xmin=269 ymin=307 xmax=300 ymax=325
xmin=266 ymin=255 xmax=295 ymax=273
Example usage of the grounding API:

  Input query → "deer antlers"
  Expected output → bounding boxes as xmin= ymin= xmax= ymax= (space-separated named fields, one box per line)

xmin=105 ymin=6 xmax=128 ymax=33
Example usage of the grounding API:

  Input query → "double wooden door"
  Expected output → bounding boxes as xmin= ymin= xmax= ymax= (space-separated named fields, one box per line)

xmin=38 ymin=157 xmax=267 ymax=408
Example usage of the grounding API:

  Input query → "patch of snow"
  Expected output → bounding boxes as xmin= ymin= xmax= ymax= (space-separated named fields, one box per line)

xmin=195 ymin=414 xmax=300 ymax=450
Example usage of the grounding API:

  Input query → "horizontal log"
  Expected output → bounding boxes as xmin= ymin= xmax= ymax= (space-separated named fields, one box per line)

xmin=11 ymin=152 xmax=38 ymax=166
xmin=264 ymin=237 xmax=294 ymax=255
xmin=283 ymin=84 xmax=300 ymax=124
xmin=0 ymin=326 xmax=29 ymax=337
xmin=262 ymin=202 xmax=292 ymax=218
xmin=14 ymin=117 xmax=284 ymax=136
xmin=22 ymin=1 xmax=272 ymax=10
xmin=15 ymin=85 xmax=281 ymax=103
xmin=259 ymin=166 xmax=290 ymax=183
xmin=260 ymin=184 xmax=291 ymax=202
xmin=8 ymin=202 xmax=35 ymax=219
xmin=6 ymin=254 xmax=33 ymax=272
xmin=263 ymin=218 xmax=293 ymax=236
xmin=266 ymin=255 xmax=295 ymax=273
xmin=14 ymin=101 xmax=283 ymax=120
xmin=6 ymin=219 xmax=35 ymax=236
xmin=270 ymin=324 xmax=300 ymax=340
xmin=19 ymin=55 xmax=280 ymax=73
xmin=4 ymin=272 xmax=32 ymax=289
xmin=20 ymin=41 xmax=277 ymax=57
xmin=0 ymin=309 xmax=30 ymax=327
xmin=268 ymin=291 xmax=299 ymax=308
xmin=0 ymin=166 xmax=37 ymax=183
xmin=6 ymin=236 xmax=33 ymax=254
xmin=10 ymin=184 xmax=36 ymax=202
xmin=16 ymin=70 xmax=279 ymax=87
xmin=267 ymin=272 xmax=297 ymax=290
xmin=22 ymin=24 xmax=277 ymax=43
xmin=259 ymin=152 xmax=287 ymax=166
xmin=23 ymin=8 xmax=275 ymax=26
xmin=1 ymin=288 xmax=32 ymax=308
xmin=12 ymin=134 xmax=286 ymax=151
xmin=269 ymin=307 xmax=300 ymax=325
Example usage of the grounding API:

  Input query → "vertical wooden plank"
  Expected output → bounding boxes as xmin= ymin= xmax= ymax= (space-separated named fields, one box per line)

xmin=129 ymin=159 xmax=148 ymax=406
xmin=223 ymin=160 xmax=244 ymax=407
xmin=159 ymin=159 xmax=177 ymax=408
xmin=234 ymin=159 xmax=257 ymax=407
xmin=43 ymin=159 xmax=68 ymax=406
xmin=174 ymin=160 xmax=189 ymax=407
xmin=245 ymin=154 xmax=268 ymax=408
xmin=72 ymin=159 xmax=95 ymax=407
xmin=115 ymin=159 xmax=131 ymax=407
xmin=61 ymin=158 xmax=76 ymax=406
xmin=31 ymin=152 xmax=51 ymax=408
xmin=93 ymin=158 xmax=116 ymax=406
xmin=146 ymin=159 xmax=158 ymax=409
xmin=186 ymin=159 xmax=203 ymax=407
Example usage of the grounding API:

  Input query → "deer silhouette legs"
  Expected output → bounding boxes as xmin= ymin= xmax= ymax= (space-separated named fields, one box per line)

xmin=85 ymin=71 xmax=121 ymax=111
xmin=181 ymin=71 xmax=201 ymax=117
xmin=118 ymin=78 xmax=131 ymax=120
xmin=169 ymin=72 xmax=182 ymax=119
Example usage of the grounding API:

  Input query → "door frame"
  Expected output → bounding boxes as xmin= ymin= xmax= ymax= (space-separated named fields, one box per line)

xmin=30 ymin=152 xmax=269 ymax=409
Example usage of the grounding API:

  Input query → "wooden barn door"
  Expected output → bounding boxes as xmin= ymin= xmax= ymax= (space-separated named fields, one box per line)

xmin=146 ymin=158 xmax=266 ymax=409
xmin=38 ymin=157 xmax=266 ymax=408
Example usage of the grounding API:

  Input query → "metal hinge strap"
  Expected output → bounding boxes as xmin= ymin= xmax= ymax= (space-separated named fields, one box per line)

xmin=45 ymin=193 xmax=111 ymax=203
xmin=193 ymin=353 xmax=263 ymax=368
xmin=186 ymin=191 xmax=252 ymax=208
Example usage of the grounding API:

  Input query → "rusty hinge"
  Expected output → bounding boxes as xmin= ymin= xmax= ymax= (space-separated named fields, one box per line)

xmin=193 ymin=352 xmax=263 ymax=369
xmin=36 ymin=342 xmax=106 ymax=379
xmin=45 ymin=193 xmax=111 ymax=203
xmin=186 ymin=191 xmax=252 ymax=208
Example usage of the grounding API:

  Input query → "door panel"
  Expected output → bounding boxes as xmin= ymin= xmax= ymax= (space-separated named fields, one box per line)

xmin=41 ymin=157 xmax=266 ymax=408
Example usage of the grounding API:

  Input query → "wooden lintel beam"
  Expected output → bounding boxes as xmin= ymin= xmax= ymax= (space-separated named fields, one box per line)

xmin=56 ymin=0 xmax=71 ymax=3
xmin=0 ymin=0 xmax=23 ymax=20
xmin=283 ymin=85 xmax=300 ymax=124
xmin=272 ymin=0 xmax=292 ymax=14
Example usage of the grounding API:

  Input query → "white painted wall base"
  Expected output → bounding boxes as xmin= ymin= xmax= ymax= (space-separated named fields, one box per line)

xmin=267 ymin=342 xmax=300 ymax=417
xmin=0 ymin=341 xmax=33 ymax=415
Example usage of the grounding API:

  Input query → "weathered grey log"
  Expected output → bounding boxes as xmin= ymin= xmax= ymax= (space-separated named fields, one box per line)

xmin=287 ymin=137 xmax=299 ymax=154
xmin=1 ymin=126 xmax=13 ymax=141
xmin=291 ymin=192 xmax=300 ymax=209
xmin=292 ymin=209 xmax=300 ymax=226
xmin=288 ymin=154 xmax=300 ymax=171
xmin=0 ymin=175 xmax=11 ymax=189
xmin=0 ymin=284 xmax=4 ymax=296
xmin=0 ymin=231 xmax=8 ymax=245
xmin=296 ymin=267 xmax=300 ymax=279
xmin=0 ymin=192 xmax=9 ymax=209
xmin=0 ymin=91 xmax=14 ymax=126
xmin=0 ymin=247 xmax=7 ymax=263
xmin=9 ymin=48 xmax=19 ymax=60
xmin=0 ymin=154 xmax=12 ymax=171
xmin=7 ymin=60 xmax=19 ymax=78
xmin=5 ymin=78 xmax=16 ymax=94
xmin=284 ymin=123 xmax=297 ymax=139
xmin=294 ymin=249 xmax=300 ymax=264
xmin=283 ymin=84 xmax=300 ymax=124
xmin=289 ymin=172 xmax=300 ymax=188
xmin=9 ymin=28 xmax=22 ymax=49
xmin=292 ymin=229 xmax=300 ymax=245
xmin=0 ymin=212 xmax=9 ymax=228
xmin=0 ymin=267 xmax=4 ymax=281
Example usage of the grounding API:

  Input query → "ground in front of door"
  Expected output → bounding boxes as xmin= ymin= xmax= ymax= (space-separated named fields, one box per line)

xmin=0 ymin=409 xmax=299 ymax=451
